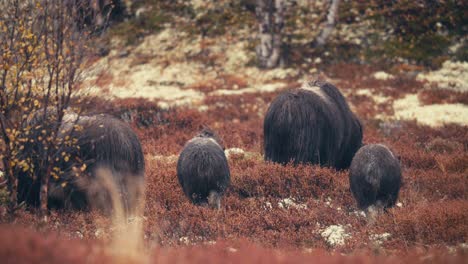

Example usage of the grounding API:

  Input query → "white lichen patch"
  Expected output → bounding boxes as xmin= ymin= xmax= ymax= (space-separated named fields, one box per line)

xmin=392 ymin=94 xmax=468 ymax=127
xmin=224 ymin=148 xmax=245 ymax=159
xmin=355 ymin=88 xmax=391 ymax=104
xmin=350 ymin=210 xmax=367 ymax=218
xmin=81 ymin=26 xmax=301 ymax=108
xmin=417 ymin=60 xmax=468 ymax=92
xmin=75 ymin=231 xmax=84 ymax=239
xmin=197 ymin=105 xmax=209 ymax=112
xmin=224 ymin=41 xmax=254 ymax=73
xmin=211 ymin=82 xmax=287 ymax=96
xmin=262 ymin=201 xmax=273 ymax=211
xmin=278 ymin=198 xmax=308 ymax=210
xmin=95 ymin=228 xmax=104 ymax=238
xmin=227 ymin=247 xmax=238 ymax=253
xmin=373 ymin=71 xmax=394 ymax=80
xmin=370 ymin=233 xmax=391 ymax=245
xmin=447 ymin=243 xmax=468 ymax=254
xmin=179 ymin=236 xmax=191 ymax=245
xmin=321 ymin=225 xmax=350 ymax=247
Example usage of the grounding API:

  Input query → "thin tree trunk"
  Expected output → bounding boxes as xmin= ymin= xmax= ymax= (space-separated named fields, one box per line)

xmin=6 ymin=162 xmax=17 ymax=215
xmin=315 ymin=0 xmax=340 ymax=47
xmin=40 ymin=164 xmax=52 ymax=219
xmin=256 ymin=0 xmax=285 ymax=68
xmin=0 ymin=113 xmax=17 ymax=215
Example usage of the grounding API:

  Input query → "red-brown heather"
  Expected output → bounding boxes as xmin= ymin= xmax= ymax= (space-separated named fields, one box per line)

xmin=0 ymin=0 xmax=467 ymax=261
xmin=1 ymin=63 xmax=467 ymax=263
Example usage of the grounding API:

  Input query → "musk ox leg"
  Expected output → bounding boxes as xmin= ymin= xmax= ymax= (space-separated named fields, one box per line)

xmin=207 ymin=191 xmax=221 ymax=210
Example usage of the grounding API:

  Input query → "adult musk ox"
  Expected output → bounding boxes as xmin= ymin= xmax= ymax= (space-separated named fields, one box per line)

xmin=17 ymin=109 xmax=145 ymax=214
xmin=349 ymin=144 xmax=402 ymax=211
xmin=176 ymin=128 xmax=230 ymax=209
xmin=263 ymin=80 xmax=363 ymax=169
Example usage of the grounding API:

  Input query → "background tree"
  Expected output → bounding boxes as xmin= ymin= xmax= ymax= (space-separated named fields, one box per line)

xmin=255 ymin=0 xmax=285 ymax=69
xmin=0 ymin=0 xmax=94 ymax=217
xmin=315 ymin=0 xmax=340 ymax=47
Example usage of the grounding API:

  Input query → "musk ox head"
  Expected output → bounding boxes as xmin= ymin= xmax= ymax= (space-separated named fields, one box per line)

xmin=176 ymin=129 xmax=230 ymax=209
xmin=263 ymin=80 xmax=363 ymax=169
xmin=349 ymin=144 xmax=402 ymax=213
xmin=196 ymin=126 xmax=225 ymax=150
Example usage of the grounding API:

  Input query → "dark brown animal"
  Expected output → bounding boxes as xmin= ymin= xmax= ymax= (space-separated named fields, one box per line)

xmin=349 ymin=144 xmax=402 ymax=211
xmin=176 ymin=128 xmax=230 ymax=209
xmin=263 ymin=80 xmax=362 ymax=169
xmin=17 ymin=111 xmax=145 ymax=214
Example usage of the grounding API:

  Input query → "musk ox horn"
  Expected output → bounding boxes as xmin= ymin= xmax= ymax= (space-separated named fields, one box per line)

xmin=176 ymin=128 xmax=230 ymax=209
xmin=349 ymin=144 xmax=402 ymax=212
xmin=263 ymin=80 xmax=363 ymax=169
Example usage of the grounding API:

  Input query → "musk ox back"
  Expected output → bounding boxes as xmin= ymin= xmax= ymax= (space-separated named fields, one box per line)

xmin=17 ymin=111 xmax=145 ymax=214
xmin=263 ymin=80 xmax=362 ymax=169
xmin=349 ymin=144 xmax=402 ymax=211
xmin=176 ymin=129 xmax=230 ymax=209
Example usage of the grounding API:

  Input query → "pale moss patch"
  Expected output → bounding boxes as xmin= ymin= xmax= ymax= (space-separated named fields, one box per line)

xmin=278 ymin=197 xmax=308 ymax=210
xmin=321 ymin=225 xmax=350 ymax=247
xmin=355 ymin=88 xmax=391 ymax=104
xmin=370 ymin=233 xmax=392 ymax=245
xmin=224 ymin=148 xmax=245 ymax=159
xmin=224 ymin=41 xmax=254 ymax=73
xmin=211 ymin=82 xmax=287 ymax=96
xmin=373 ymin=71 xmax=394 ymax=80
xmin=82 ymin=26 xmax=300 ymax=107
xmin=417 ymin=61 xmax=468 ymax=92
xmin=392 ymin=94 xmax=468 ymax=127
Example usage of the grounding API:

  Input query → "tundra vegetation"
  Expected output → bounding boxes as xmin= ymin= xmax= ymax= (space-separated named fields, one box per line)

xmin=0 ymin=0 xmax=97 ymax=216
xmin=0 ymin=0 xmax=466 ymax=263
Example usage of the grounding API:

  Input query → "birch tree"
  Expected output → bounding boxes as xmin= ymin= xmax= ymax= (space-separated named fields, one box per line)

xmin=315 ymin=0 xmax=340 ymax=47
xmin=255 ymin=0 xmax=285 ymax=68
xmin=0 ymin=0 xmax=93 ymax=217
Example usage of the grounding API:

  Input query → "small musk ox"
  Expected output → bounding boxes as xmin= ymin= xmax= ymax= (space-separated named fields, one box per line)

xmin=349 ymin=144 xmax=402 ymax=211
xmin=263 ymin=80 xmax=363 ymax=169
xmin=176 ymin=128 xmax=230 ymax=209
xmin=17 ymin=109 xmax=145 ymax=214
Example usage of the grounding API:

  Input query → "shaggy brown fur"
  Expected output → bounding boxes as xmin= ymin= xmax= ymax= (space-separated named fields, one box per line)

xmin=176 ymin=128 xmax=230 ymax=209
xmin=263 ymin=80 xmax=363 ymax=169
xmin=17 ymin=111 xmax=145 ymax=214
xmin=349 ymin=144 xmax=402 ymax=210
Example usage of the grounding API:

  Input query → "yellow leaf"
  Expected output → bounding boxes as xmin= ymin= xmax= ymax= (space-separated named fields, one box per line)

xmin=22 ymin=163 xmax=30 ymax=172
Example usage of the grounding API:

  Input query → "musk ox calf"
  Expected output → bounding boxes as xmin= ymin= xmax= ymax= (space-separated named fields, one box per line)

xmin=264 ymin=80 xmax=363 ymax=169
xmin=349 ymin=144 xmax=402 ymax=211
xmin=17 ymin=110 xmax=145 ymax=214
xmin=176 ymin=128 xmax=230 ymax=209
